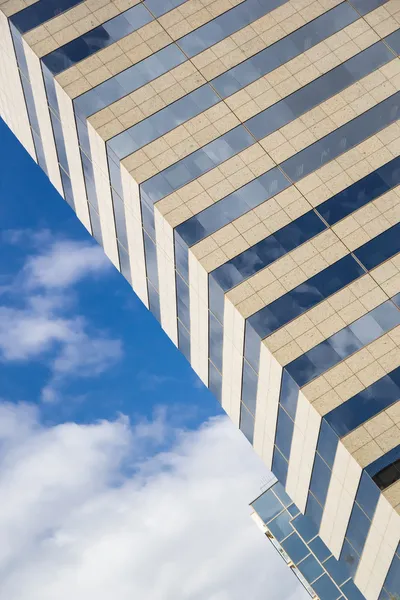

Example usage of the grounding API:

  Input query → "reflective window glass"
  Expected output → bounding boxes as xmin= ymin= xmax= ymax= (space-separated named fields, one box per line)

xmin=275 ymin=407 xmax=294 ymax=461
xmin=323 ymin=556 xmax=350 ymax=586
xmin=279 ymin=370 xmax=299 ymax=421
xmin=244 ymin=321 xmax=261 ymax=373
xmin=305 ymin=492 xmax=323 ymax=529
xmin=317 ymin=420 xmax=338 ymax=469
xmin=209 ymin=312 xmax=223 ymax=372
xmin=240 ymin=404 xmax=254 ymax=444
xmin=356 ymin=472 xmax=380 ymax=520
xmin=345 ymin=504 xmax=370 ymax=556
xmin=272 ymin=447 xmax=288 ymax=486
xmin=246 ymin=41 xmax=393 ymax=140
xmin=178 ymin=0 xmax=286 ymax=57
xmin=208 ymin=360 xmax=222 ymax=403
xmin=241 ymin=360 xmax=258 ymax=415
xmin=142 ymin=125 xmax=254 ymax=203
xmin=311 ymin=574 xmax=341 ymax=600
xmin=367 ymin=444 xmax=400 ymax=477
xmin=273 ymin=483 xmax=293 ymax=507
xmin=382 ymin=553 xmax=400 ymax=598
xmin=176 ymin=273 xmax=190 ymax=331
xmin=291 ymin=513 xmax=318 ymax=543
xmin=109 ymin=84 xmax=219 ymax=159
xmin=178 ymin=320 xmax=191 ymax=362
xmin=247 ymin=254 xmax=364 ymax=339
xmin=386 ymin=28 xmax=400 ymax=55
xmin=42 ymin=4 xmax=153 ymax=74
xmin=282 ymin=93 xmax=400 ymax=183
xmin=144 ymin=0 xmax=188 ymax=17
xmin=267 ymin=509 xmax=293 ymax=542
xmin=118 ymin=242 xmax=131 ymax=284
xmin=309 ymin=537 xmax=331 ymax=563
xmin=355 ymin=222 xmax=400 ymax=271
xmin=325 ymin=367 xmax=400 ymax=436
xmin=339 ymin=539 xmax=359 ymax=580
xmin=309 ymin=454 xmax=332 ymax=507
xmin=318 ymin=156 xmax=400 ymax=225
xmin=252 ymin=489 xmax=284 ymax=524
xmin=11 ymin=0 xmax=85 ymax=33
xmin=297 ymin=554 xmax=324 ymax=584
xmin=340 ymin=578 xmax=368 ymax=600
xmin=212 ymin=3 xmax=359 ymax=99
xmin=211 ymin=210 xmax=325 ymax=292
xmin=147 ymin=282 xmax=161 ymax=323
xmin=176 ymin=167 xmax=290 ymax=246
xmin=75 ymin=44 xmax=186 ymax=119
xmin=281 ymin=533 xmax=309 ymax=563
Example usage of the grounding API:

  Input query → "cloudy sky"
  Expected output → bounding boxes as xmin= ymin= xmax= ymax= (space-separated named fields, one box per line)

xmin=0 ymin=118 xmax=307 ymax=600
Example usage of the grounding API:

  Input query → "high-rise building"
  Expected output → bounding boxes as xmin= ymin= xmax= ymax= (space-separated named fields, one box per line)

xmin=1 ymin=1 xmax=400 ymax=598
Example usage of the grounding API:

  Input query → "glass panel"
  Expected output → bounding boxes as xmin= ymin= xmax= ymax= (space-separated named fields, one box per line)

xmin=312 ymin=574 xmax=341 ymax=600
xmin=297 ymin=554 xmax=324 ymax=584
xmin=282 ymin=93 xmax=400 ymax=183
xmin=309 ymin=537 xmax=331 ymax=563
xmin=240 ymin=404 xmax=254 ymax=444
xmin=281 ymin=533 xmax=309 ymax=563
xmin=325 ymin=369 xmax=400 ymax=436
xmin=267 ymin=509 xmax=293 ymax=542
xmin=252 ymin=490 xmax=284 ymax=524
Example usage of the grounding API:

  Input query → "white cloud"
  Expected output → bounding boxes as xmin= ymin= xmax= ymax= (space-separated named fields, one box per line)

xmin=0 ymin=237 xmax=122 ymax=399
xmin=0 ymin=405 xmax=307 ymax=600
xmin=23 ymin=240 xmax=110 ymax=290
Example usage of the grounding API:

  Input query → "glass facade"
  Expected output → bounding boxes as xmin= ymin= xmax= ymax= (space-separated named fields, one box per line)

xmin=251 ymin=480 xmax=366 ymax=600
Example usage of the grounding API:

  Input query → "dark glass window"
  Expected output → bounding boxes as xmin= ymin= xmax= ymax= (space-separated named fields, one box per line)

xmin=345 ymin=504 xmax=370 ymax=556
xmin=325 ymin=367 xmax=400 ymax=436
xmin=339 ymin=539 xmax=359 ymax=580
xmin=239 ymin=404 xmax=254 ymax=444
xmin=241 ymin=360 xmax=258 ymax=416
xmin=309 ymin=454 xmax=332 ymax=507
xmin=246 ymin=40 xmax=393 ymax=140
xmin=178 ymin=0 xmax=286 ymax=58
xmin=312 ymin=574 xmax=341 ymax=600
xmin=252 ymin=490 xmax=284 ymax=524
xmin=356 ymin=472 xmax=380 ymax=520
xmin=247 ymin=254 xmax=364 ymax=340
xmin=42 ymin=4 xmax=153 ymax=74
xmin=281 ymin=533 xmax=309 ymax=563
xmin=11 ymin=0 xmax=85 ymax=33
xmin=267 ymin=509 xmax=293 ymax=542
xmin=275 ymin=407 xmax=294 ymax=461
xmin=211 ymin=210 xmax=325 ymax=292
xmin=281 ymin=93 xmax=400 ymax=183
xmin=317 ymin=420 xmax=338 ymax=469
xmin=212 ymin=3 xmax=359 ymax=99
xmin=272 ymin=447 xmax=288 ymax=486
xmin=291 ymin=513 xmax=318 ymax=544
xmin=176 ymin=167 xmax=290 ymax=246
xmin=208 ymin=361 xmax=222 ymax=403
xmin=309 ymin=537 xmax=331 ymax=563
xmin=297 ymin=554 xmax=324 ymax=584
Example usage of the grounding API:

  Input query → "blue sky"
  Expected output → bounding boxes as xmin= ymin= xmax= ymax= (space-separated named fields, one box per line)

xmin=0 ymin=118 xmax=306 ymax=600
xmin=0 ymin=118 xmax=221 ymax=430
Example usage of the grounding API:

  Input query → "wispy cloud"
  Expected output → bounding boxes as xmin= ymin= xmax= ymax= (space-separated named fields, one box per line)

xmin=23 ymin=240 xmax=110 ymax=290
xmin=136 ymin=371 xmax=180 ymax=392
xmin=0 ymin=404 xmax=305 ymax=600
xmin=0 ymin=234 xmax=122 ymax=401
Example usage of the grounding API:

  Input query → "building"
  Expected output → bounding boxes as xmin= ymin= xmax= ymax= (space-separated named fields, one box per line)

xmin=251 ymin=477 xmax=400 ymax=600
xmin=1 ymin=0 xmax=400 ymax=598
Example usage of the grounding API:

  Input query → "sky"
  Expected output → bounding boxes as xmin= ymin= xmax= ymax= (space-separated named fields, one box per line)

xmin=0 ymin=117 xmax=307 ymax=600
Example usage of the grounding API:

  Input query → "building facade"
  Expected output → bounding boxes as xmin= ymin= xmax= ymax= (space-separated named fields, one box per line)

xmin=1 ymin=0 xmax=400 ymax=598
